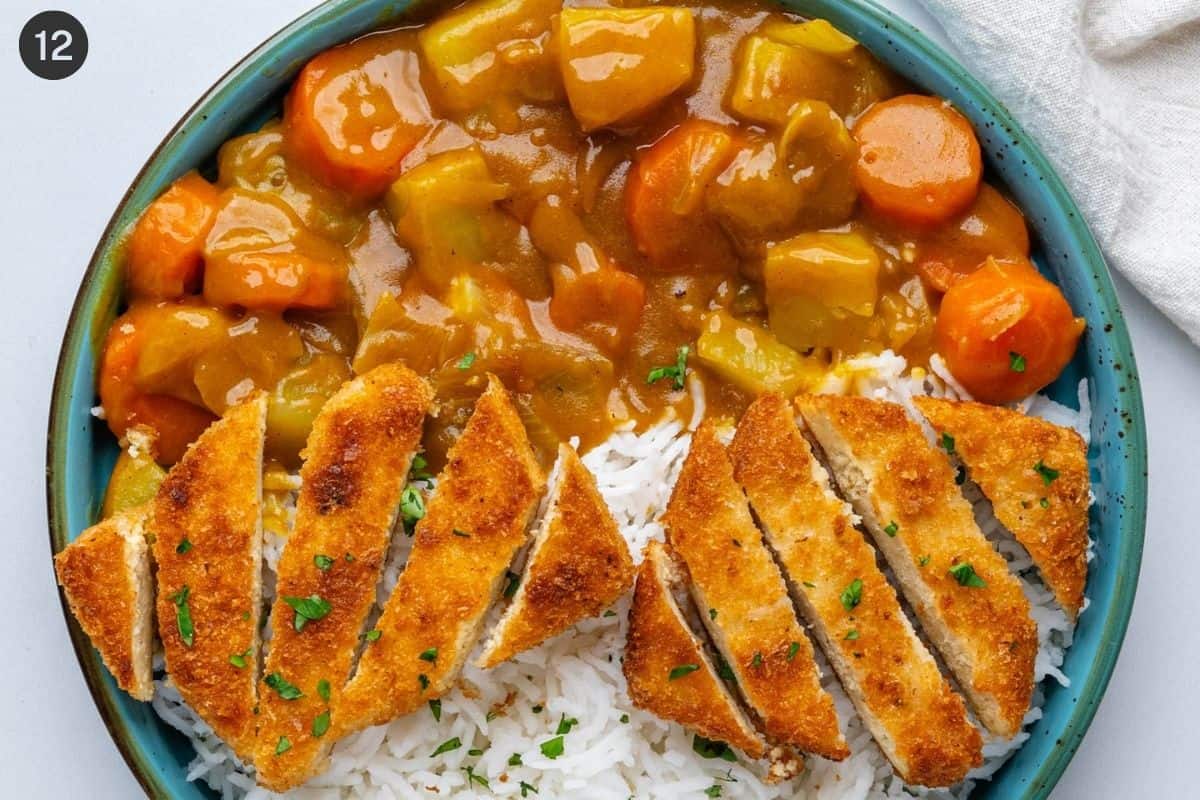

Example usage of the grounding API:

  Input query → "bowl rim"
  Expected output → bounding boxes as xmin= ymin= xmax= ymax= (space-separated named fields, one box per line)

xmin=46 ymin=0 xmax=1148 ymax=797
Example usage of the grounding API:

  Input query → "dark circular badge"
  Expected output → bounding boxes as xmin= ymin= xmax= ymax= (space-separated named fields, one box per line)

xmin=19 ymin=11 xmax=88 ymax=80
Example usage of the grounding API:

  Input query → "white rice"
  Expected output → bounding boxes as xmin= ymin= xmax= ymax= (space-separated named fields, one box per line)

xmin=151 ymin=351 xmax=1089 ymax=799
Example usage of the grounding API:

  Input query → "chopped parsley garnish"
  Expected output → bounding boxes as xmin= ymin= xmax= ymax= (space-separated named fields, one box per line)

xmin=409 ymin=454 xmax=433 ymax=481
xmin=750 ymin=652 xmax=763 ymax=668
xmin=883 ymin=520 xmax=899 ymax=537
xmin=468 ymin=748 xmax=484 ymax=757
xmin=705 ymin=786 xmax=723 ymax=798
xmin=265 ymin=672 xmax=303 ymax=700
xmin=620 ymin=713 xmax=630 ymax=724
xmin=228 ymin=647 xmax=252 ymax=669
xmin=786 ymin=641 xmax=800 ymax=661
xmin=603 ymin=609 xmax=617 ymax=617
xmin=418 ymin=673 xmax=430 ymax=690
xmin=344 ymin=552 xmax=356 ymax=562
xmin=431 ymin=737 xmax=462 ymax=757
xmin=419 ymin=647 xmax=439 ymax=662
xmin=317 ymin=679 xmax=331 ymax=702
xmin=1033 ymin=461 xmax=1060 ymax=485
xmin=503 ymin=570 xmax=521 ymax=599
xmin=520 ymin=781 xmax=538 ymax=797
xmin=486 ymin=709 xmax=499 ymax=722
xmin=845 ymin=629 xmax=860 ymax=641
xmin=840 ymin=578 xmax=863 ymax=611
xmin=176 ymin=538 xmax=192 ymax=555
xmin=429 ymin=699 xmax=442 ymax=721
xmin=465 ymin=765 xmax=489 ymax=789
xmin=949 ymin=562 xmax=987 ymax=588
xmin=508 ymin=753 xmax=523 ymax=766
xmin=1040 ymin=497 xmax=1050 ymax=509
xmin=1009 ymin=352 xmax=1027 ymax=373
xmin=918 ymin=554 xmax=931 ymax=567
xmin=457 ymin=352 xmax=476 ymax=370
xmin=940 ymin=432 xmax=956 ymax=453
xmin=312 ymin=710 xmax=330 ymax=738
xmin=668 ymin=664 xmax=700 ymax=681
xmin=452 ymin=528 xmax=471 ymax=538
xmin=314 ymin=554 xmax=334 ymax=571
xmin=362 ymin=629 xmax=382 ymax=643
xmin=540 ymin=736 xmax=565 ymax=759
xmin=709 ymin=608 xmax=719 ymax=621
xmin=555 ymin=716 xmax=578 ymax=735
xmin=170 ymin=586 xmax=194 ymax=647
xmin=802 ymin=581 xmax=816 ymax=589
xmin=646 ymin=345 xmax=690 ymax=390
xmin=283 ymin=594 xmax=332 ymax=632
xmin=532 ymin=704 xmax=543 ymax=713
xmin=400 ymin=486 xmax=425 ymax=534
xmin=692 ymin=735 xmax=737 ymax=762
xmin=716 ymin=655 xmax=737 ymax=683
xmin=275 ymin=736 xmax=291 ymax=756
xmin=955 ymin=466 xmax=967 ymax=485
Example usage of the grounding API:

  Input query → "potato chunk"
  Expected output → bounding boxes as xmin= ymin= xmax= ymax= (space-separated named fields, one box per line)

xmin=695 ymin=311 xmax=822 ymax=396
xmin=558 ymin=8 xmax=696 ymax=131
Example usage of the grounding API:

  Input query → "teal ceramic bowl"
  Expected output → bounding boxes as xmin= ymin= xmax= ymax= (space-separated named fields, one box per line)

xmin=47 ymin=0 xmax=1147 ymax=797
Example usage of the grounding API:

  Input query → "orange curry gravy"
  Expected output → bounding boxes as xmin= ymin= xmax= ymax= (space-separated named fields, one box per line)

xmin=101 ymin=0 xmax=1041 ymax=471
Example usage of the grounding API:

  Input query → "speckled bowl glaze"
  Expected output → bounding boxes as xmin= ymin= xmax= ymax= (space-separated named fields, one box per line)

xmin=47 ymin=1 xmax=1147 ymax=797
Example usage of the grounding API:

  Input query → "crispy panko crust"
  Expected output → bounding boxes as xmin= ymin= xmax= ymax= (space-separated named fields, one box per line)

xmin=334 ymin=375 xmax=545 ymax=736
xmin=55 ymin=504 xmax=155 ymax=701
xmin=624 ymin=541 xmax=766 ymax=758
xmin=915 ymin=397 xmax=1089 ymax=619
xmin=477 ymin=444 xmax=634 ymax=668
xmin=152 ymin=394 xmax=267 ymax=760
xmin=255 ymin=364 xmax=433 ymax=791
xmin=797 ymin=394 xmax=1036 ymax=739
xmin=730 ymin=395 xmax=982 ymax=786
xmin=663 ymin=422 xmax=848 ymax=760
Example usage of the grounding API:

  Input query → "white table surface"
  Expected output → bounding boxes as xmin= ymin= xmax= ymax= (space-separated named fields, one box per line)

xmin=0 ymin=1 xmax=1192 ymax=797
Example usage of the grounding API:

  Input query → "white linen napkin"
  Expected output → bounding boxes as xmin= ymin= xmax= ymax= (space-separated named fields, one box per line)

xmin=917 ymin=0 xmax=1200 ymax=345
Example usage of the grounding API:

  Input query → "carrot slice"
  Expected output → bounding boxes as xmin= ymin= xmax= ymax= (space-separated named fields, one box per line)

xmin=203 ymin=252 xmax=343 ymax=312
xmin=935 ymin=258 xmax=1085 ymax=403
xmin=98 ymin=306 xmax=216 ymax=464
xmin=549 ymin=266 xmax=646 ymax=353
xmin=284 ymin=32 xmax=431 ymax=197
xmin=853 ymin=95 xmax=982 ymax=227
xmin=126 ymin=172 xmax=219 ymax=300
xmin=625 ymin=120 xmax=739 ymax=272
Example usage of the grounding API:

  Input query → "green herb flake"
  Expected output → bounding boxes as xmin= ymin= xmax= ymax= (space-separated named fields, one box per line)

xmin=170 ymin=586 xmax=194 ymax=647
xmin=229 ymin=649 xmax=251 ymax=669
xmin=344 ymin=552 xmax=356 ymax=563
xmin=705 ymin=786 xmax=723 ymax=798
xmin=540 ymin=736 xmax=565 ymax=759
xmin=409 ymin=454 xmax=433 ymax=481
xmin=555 ymin=715 xmax=578 ymax=735
xmin=692 ymin=735 xmax=737 ymax=762
xmin=1033 ymin=461 xmax=1060 ymax=485
xmin=419 ymin=647 xmax=439 ymax=662
xmin=452 ymin=528 xmax=471 ymax=538
xmin=274 ymin=736 xmax=291 ymax=756
xmin=751 ymin=652 xmax=763 ymax=668
xmin=317 ymin=679 xmax=331 ymax=702
xmin=312 ymin=710 xmax=330 ymax=738
xmin=918 ymin=554 xmax=931 ymax=567
xmin=503 ymin=570 xmax=521 ymax=600
xmin=940 ymin=431 xmax=956 ymax=453
xmin=363 ymin=629 xmax=382 ymax=643
xmin=465 ymin=765 xmax=489 ymax=789
xmin=668 ymin=663 xmax=700 ymax=681
xmin=418 ymin=673 xmax=430 ymax=690
xmin=1009 ymin=352 xmax=1027 ymax=373
xmin=508 ymin=752 xmax=523 ymax=766
xmin=520 ymin=781 xmax=539 ymax=797
xmin=265 ymin=672 xmax=303 ymax=700
xmin=802 ymin=581 xmax=816 ymax=589
xmin=709 ymin=608 xmax=718 ymax=621
xmin=620 ymin=713 xmax=630 ymax=724
xmin=457 ymin=352 xmax=476 ymax=370
xmin=431 ymin=737 xmax=462 ymax=757
xmin=845 ymin=629 xmax=860 ymax=641
xmin=468 ymin=748 xmax=484 ymax=757
xmin=646 ymin=345 xmax=690 ymax=390
xmin=1040 ymin=497 xmax=1050 ymax=509
xmin=284 ymin=594 xmax=332 ymax=632
xmin=883 ymin=520 xmax=899 ymax=537
xmin=176 ymin=538 xmax=192 ymax=555
xmin=429 ymin=699 xmax=442 ymax=722
xmin=603 ymin=609 xmax=616 ymax=617
xmin=486 ymin=709 xmax=499 ymax=722
xmin=840 ymin=578 xmax=864 ymax=611
xmin=949 ymin=562 xmax=987 ymax=588
xmin=786 ymin=641 xmax=800 ymax=661
xmin=313 ymin=554 xmax=334 ymax=571
xmin=400 ymin=486 xmax=426 ymax=533
xmin=532 ymin=704 xmax=543 ymax=714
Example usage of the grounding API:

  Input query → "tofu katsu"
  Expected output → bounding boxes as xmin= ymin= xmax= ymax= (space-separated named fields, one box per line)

xmin=151 ymin=393 xmax=267 ymax=760
xmin=477 ymin=444 xmax=634 ymax=668
xmin=915 ymin=397 xmax=1090 ymax=619
xmin=624 ymin=540 xmax=766 ymax=759
xmin=797 ymin=395 xmax=1037 ymax=739
xmin=730 ymin=394 xmax=982 ymax=786
xmin=255 ymin=364 xmax=433 ymax=791
xmin=663 ymin=422 xmax=848 ymax=761
xmin=54 ymin=505 xmax=155 ymax=702
xmin=334 ymin=376 xmax=546 ymax=735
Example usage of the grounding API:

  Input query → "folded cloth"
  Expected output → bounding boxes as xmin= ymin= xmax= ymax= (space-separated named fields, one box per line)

xmin=918 ymin=0 xmax=1200 ymax=345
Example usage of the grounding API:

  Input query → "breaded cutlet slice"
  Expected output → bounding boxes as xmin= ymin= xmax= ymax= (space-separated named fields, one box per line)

xmin=624 ymin=540 xmax=766 ymax=758
xmin=55 ymin=504 xmax=155 ymax=702
xmin=797 ymin=394 xmax=1037 ymax=739
xmin=663 ymin=422 xmax=848 ymax=761
xmin=255 ymin=364 xmax=433 ymax=792
xmin=914 ymin=397 xmax=1090 ymax=619
xmin=730 ymin=394 xmax=982 ymax=786
xmin=334 ymin=375 xmax=546 ymax=735
xmin=152 ymin=393 xmax=267 ymax=760
xmin=477 ymin=444 xmax=634 ymax=668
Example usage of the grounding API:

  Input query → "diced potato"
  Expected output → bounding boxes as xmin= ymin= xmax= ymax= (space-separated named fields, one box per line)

xmin=760 ymin=19 xmax=859 ymax=62
xmin=876 ymin=275 xmax=935 ymax=354
xmin=132 ymin=305 xmax=230 ymax=405
xmin=418 ymin=0 xmax=563 ymax=115
xmin=352 ymin=292 xmax=468 ymax=375
xmin=695 ymin=311 xmax=822 ymax=396
xmin=266 ymin=353 xmax=353 ymax=464
xmin=767 ymin=293 xmax=871 ymax=353
xmin=101 ymin=445 xmax=167 ymax=518
xmin=558 ymin=8 xmax=696 ymax=131
xmin=765 ymin=231 xmax=880 ymax=317
xmin=707 ymin=141 xmax=804 ymax=250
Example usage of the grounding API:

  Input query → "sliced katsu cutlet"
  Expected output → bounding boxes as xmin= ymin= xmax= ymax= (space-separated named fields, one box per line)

xmin=334 ymin=375 xmax=546 ymax=735
xmin=730 ymin=394 xmax=982 ymax=786
xmin=255 ymin=364 xmax=433 ymax=791
xmin=55 ymin=504 xmax=155 ymax=702
xmin=663 ymin=422 xmax=847 ymax=761
xmin=624 ymin=540 xmax=766 ymax=758
xmin=152 ymin=393 xmax=267 ymax=760
xmin=477 ymin=444 xmax=634 ymax=668
xmin=797 ymin=394 xmax=1037 ymax=739
xmin=915 ymin=397 xmax=1090 ymax=620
